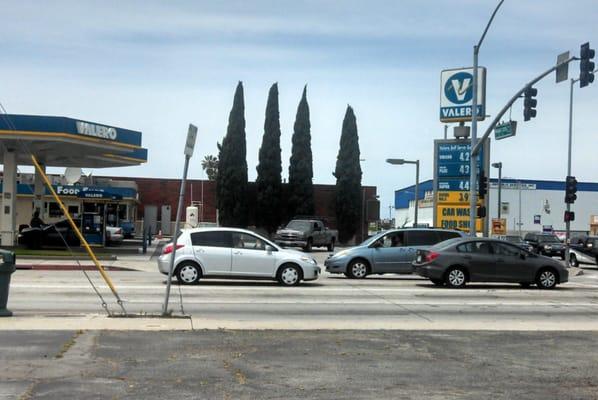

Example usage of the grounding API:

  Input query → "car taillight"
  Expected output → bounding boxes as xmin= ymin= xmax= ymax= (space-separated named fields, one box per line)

xmin=116 ymin=228 xmax=122 ymax=234
xmin=163 ymin=243 xmax=184 ymax=255
xmin=425 ymin=251 xmax=440 ymax=262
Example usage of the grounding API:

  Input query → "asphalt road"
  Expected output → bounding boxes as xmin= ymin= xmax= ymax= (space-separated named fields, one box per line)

xmin=1 ymin=330 xmax=598 ymax=400
xmin=5 ymin=250 xmax=598 ymax=330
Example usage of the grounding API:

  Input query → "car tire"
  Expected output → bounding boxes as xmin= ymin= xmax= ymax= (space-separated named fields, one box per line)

xmin=347 ymin=259 xmax=369 ymax=279
xmin=431 ymin=279 xmax=444 ymax=286
xmin=536 ymin=268 xmax=558 ymax=290
xmin=445 ymin=267 xmax=467 ymax=288
xmin=327 ymin=239 xmax=335 ymax=252
xmin=569 ymin=254 xmax=579 ymax=268
xmin=278 ymin=264 xmax=302 ymax=286
xmin=176 ymin=262 xmax=202 ymax=285
xmin=304 ymin=238 xmax=313 ymax=252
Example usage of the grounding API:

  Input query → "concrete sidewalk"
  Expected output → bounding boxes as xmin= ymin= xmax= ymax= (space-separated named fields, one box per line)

xmin=14 ymin=239 xmax=168 ymax=272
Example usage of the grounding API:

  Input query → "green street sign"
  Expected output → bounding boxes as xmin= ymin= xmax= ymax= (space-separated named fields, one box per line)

xmin=495 ymin=121 xmax=517 ymax=140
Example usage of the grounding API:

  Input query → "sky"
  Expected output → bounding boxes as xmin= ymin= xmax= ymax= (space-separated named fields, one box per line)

xmin=1 ymin=0 xmax=597 ymax=215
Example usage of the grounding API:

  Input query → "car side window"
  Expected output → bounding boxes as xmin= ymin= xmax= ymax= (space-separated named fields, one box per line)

xmin=405 ymin=231 xmax=438 ymax=246
xmin=232 ymin=232 xmax=266 ymax=251
xmin=437 ymin=231 xmax=461 ymax=242
xmin=492 ymin=242 xmax=520 ymax=257
xmin=191 ymin=231 xmax=232 ymax=248
xmin=381 ymin=232 xmax=404 ymax=248
xmin=457 ymin=241 xmax=493 ymax=254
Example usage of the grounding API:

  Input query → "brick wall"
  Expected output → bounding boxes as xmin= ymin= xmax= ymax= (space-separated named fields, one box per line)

xmin=106 ymin=176 xmax=378 ymax=239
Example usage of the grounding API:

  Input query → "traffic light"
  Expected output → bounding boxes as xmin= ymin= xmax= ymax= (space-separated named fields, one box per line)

xmin=580 ymin=42 xmax=595 ymax=88
xmin=478 ymin=170 xmax=488 ymax=199
xmin=564 ymin=211 xmax=575 ymax=223
xmin=523 ymin=87 xmax=538 ymax=121
xmin=565 ymin=175 xmax=578 ymax=204
xmin=476 ymin=206 xmax=487 ymax=218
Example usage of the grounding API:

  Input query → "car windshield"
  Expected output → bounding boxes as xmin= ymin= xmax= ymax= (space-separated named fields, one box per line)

xmin=360 ymin=230 xmax=389 ymax=246
xmin=286 ymin=221 xmax=312 ymax=231
xmin=505 ymin=236 xmax=523 ymax=243
xmin=430 ymin=237 xmax=462 ymax=251
xmin=539 ymin=236 xmax=560 ymax=243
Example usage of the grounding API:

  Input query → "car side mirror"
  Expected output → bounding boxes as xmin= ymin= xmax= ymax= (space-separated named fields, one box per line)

xmin=520 ymin=253 xmax=526 ymax=260
xmin=266 ymin=245 xmax=274 ymax=254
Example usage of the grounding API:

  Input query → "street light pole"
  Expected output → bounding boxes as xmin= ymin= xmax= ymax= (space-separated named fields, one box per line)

xmin=492 ymin=162 xmax=502 ymax=219
xmin=386 ymin=158 xmax=420 ymax=227
xmin=414 ymin=160 xmax=420 ymax=226
xmin=469 ymin=0 xmax=505 ymax=237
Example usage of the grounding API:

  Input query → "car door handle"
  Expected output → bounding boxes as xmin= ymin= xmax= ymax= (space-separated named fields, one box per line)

xmin=196 ymin=248 xmax=205 ymax=253
xmin=233 ymin=251 xmax=242 ymax=255
xmin=496 ymin=258 xmax=505 ymax=263
xmin=463 ymin=255 xmax=472 ymax=260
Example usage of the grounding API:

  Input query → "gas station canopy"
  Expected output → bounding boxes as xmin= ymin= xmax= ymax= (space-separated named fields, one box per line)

xmin=0 ymin=114 xmax=148 ymax=168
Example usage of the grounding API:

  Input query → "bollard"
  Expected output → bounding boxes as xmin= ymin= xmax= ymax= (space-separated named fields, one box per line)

xmin=0 ymin=249 xmax=16 ymax=317
xmin=148 ymin=228 xmax=153 ymax=246
xmin=142 ymin=226 xmax=148 ymax=254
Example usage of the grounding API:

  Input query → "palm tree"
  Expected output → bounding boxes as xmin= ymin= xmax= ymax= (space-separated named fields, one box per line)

xmin=201 ymin=154 xmax=219 ymax=181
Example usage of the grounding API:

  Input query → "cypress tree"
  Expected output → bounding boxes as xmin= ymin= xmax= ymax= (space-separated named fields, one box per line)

xmin=334 ymin=105 xmax=362 ymax=243
xmin=288 ymin=86 xmax=314 ymax=217
xmin=256 ymin=83 xmax=283 ymax=234
xmin=216 ymin=81 xmax=248 ymax=227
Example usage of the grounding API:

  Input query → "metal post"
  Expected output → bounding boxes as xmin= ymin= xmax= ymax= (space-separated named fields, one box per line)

xmin=163 ymin=155 xmax=191 ymax=316
xmin=468 ymin=0 xmax=505 ymax=237
xmin=497 ymin=165 xmax=502 ymax=219
xmin=518 ymin=181 xmax=522 ymax=237
xmin=469 ymin=45 xmax=479 ymax=237
xmin=414 ymin=160 xmax=420 ymax=226
xmin=361 ymin=187 xmax=366 ymax=241
xmin=565 ymin=78 xmax=574 ymax=267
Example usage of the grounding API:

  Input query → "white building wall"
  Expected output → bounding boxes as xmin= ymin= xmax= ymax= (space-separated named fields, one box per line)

xmin=394 ymin=183 xmax=598 ymax=234
xmin=487 ymin=184 xmax=598 ymax=234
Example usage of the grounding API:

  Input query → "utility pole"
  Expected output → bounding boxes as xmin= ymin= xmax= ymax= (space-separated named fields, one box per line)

xmin=492 ymin=162 xmax=502 ymax=219
xmin=469 ymin=0 xmax=505 ymax=237
xmin=163 ymin=124 xmax=198 ymax=316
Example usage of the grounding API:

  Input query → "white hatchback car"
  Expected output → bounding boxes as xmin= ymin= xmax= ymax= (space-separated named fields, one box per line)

xmin=158 ymin=227 xmax=320 ymax=286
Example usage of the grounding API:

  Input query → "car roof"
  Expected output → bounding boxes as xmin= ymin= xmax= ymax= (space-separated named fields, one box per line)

xmin=182 ymin=227 xmax=258 ymax=235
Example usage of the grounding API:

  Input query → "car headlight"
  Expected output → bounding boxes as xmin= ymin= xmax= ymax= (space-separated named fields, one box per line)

xmin=544 ymin=245 xmax=552 ymax=249
xmin=332 ymin=250 xmax=349 ymax=258
xmin=301 ymin=256 xmax=316 ymax=265
xmin=588 ymin=243 xmax=593 ymax=248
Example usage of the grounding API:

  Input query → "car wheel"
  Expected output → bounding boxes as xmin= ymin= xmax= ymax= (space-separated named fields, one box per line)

xmin=327 ymin=239 xmax=335 ymax=252
xmin=347 ymin=259 xmax=368 ymax=279
xmin=176 ymin=262 xmax=201 ymax=285
xmin=431 ymin=279 xmax=444 ymax=286
xmin=278 ymin=264 xmax=301 ymax=286
xmin=536 ymin=268 xmax=557 ymax=290
xmin=445 ymin=267 xmax=467 ymax=288
xmin=304 ymin=238 xmax=313 ymax=252
xmin=569 ymin=254 xmax=579 ymax=268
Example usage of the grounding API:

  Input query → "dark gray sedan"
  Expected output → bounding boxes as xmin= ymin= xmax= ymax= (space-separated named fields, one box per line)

xmin=413 ymin=238 xmax=568 ymax=289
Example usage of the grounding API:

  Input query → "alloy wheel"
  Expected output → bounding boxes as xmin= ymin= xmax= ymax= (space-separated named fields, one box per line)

xmin=281 ymin=266 xmax=300 ymax=286
xmin=538 ymin=270 xmax=556 ymax=289
xmin=447 ymin=269 xmax=466 ymax=288
xmin=350 ymin=262 xmax=368 ymax=279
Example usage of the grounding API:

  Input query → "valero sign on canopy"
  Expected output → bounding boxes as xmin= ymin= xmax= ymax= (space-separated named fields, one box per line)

xmin=433 ymin=138 xmax=490 ymax=234
xmin=440 ymin=67 xmax=486 ymax=123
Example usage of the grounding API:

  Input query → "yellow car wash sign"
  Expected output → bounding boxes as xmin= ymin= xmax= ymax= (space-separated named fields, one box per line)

xmin=436 ymin=204 xmax=483 ymax=232
xmin=436 ymin=191 xmax=482 ymax=232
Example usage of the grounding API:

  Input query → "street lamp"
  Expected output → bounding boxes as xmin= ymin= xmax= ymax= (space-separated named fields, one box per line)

xmin=469 ymin=0 xmax=505 ymax=237
xmin=492 ymin=162 xmax=502 ymax=220
xmin=386 ymin=158 xmax=420 ymax=227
